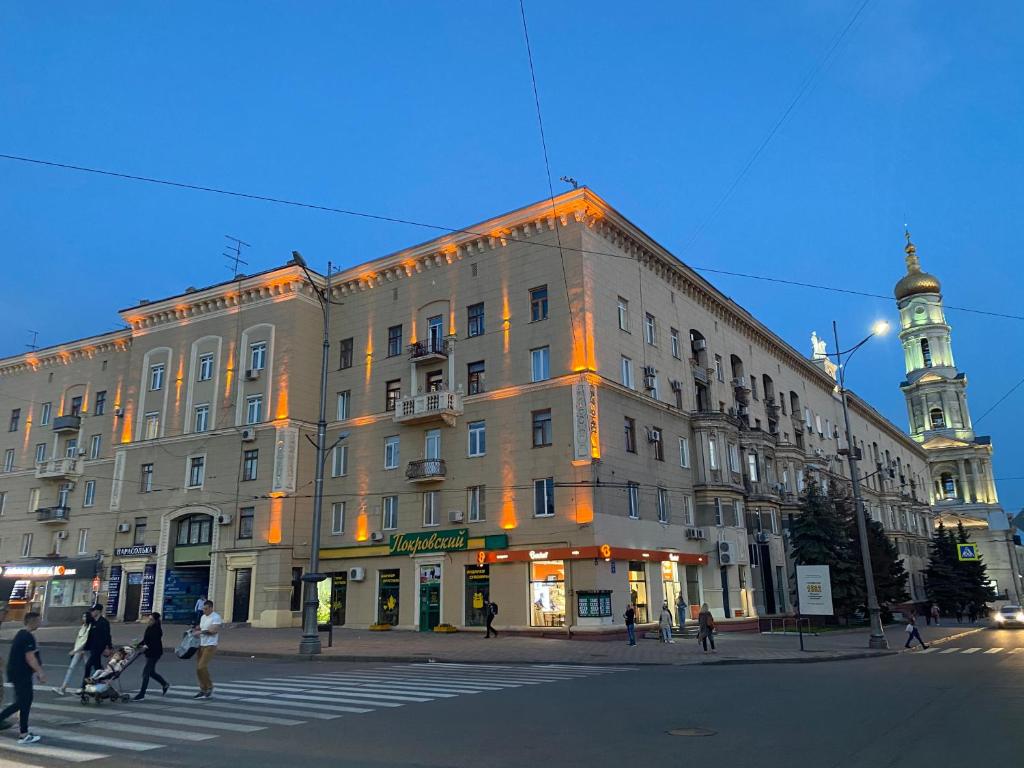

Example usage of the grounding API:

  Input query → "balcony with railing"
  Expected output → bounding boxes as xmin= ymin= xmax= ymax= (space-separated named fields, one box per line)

xmin=743 ymin=478 xmax=782 ymax=502
xmin=35 ymin=457 xmax=84 ymax=480
xmin=52 ymin=415 xmax=81 ymax=433
xmin=393 ymin=390 xmax=464 ymax=426
xmin=690 ymin=358 xmax=708 ymax=383
xmin=406 ymin=458 xmax=447 ymax=483
xmin=408 ymin=338 xmax=450 ymax=362
xmin=36 ymin=506 xmax=71 ymax=524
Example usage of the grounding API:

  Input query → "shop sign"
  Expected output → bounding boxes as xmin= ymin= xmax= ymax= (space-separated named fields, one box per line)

xmin=114 ymin=545 xmax=157 ymax=557
xmin=272 ymin=426 xmax=299 ymax=494
xmin=528 ymin=550 xmax=550 ymax=560
xmin=577 ymin=591 xmax=613 ymax=618
xmin=140 ymin=563 xmax=157 ymax=614
xmin=106 ymin=565 xmax=123 ymax=616
xmin=572 ymin=380 xmax=600 ymax=461
xmin=0 ymin=565 xmax=77 ymax=578
xmin=389 ymin=528 xmax=468 ymax=556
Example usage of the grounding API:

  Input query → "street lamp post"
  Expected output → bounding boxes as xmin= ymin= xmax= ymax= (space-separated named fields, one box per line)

xmin=831 ymin=319 xmax=889 ymax=650
xmin=292 ymin=251 xmax=340 ymax=655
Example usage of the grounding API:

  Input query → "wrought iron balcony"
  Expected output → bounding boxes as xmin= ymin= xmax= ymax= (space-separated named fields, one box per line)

xmin=393 ymin=390 xmax=463 ymax=426
xmin=35 ymin=457 xmax=84 ymax=480
xmin=406 ymin=458 xmax=447 ymax=483
xmin=52 ymin=415 xmax=81 ymax=433
xmin=36 ymin=506 xmax=71 ymax=523
xmin=408 ymin=338 xmax=449 ymax=362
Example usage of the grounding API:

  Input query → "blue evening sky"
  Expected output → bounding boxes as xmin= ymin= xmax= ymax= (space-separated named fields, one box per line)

xmin=1 ymin=2 xmax=1021 ymax=511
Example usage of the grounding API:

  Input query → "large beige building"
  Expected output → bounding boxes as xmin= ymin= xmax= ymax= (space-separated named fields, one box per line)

xmin=0 ymin=189 xmax=941 ymax=631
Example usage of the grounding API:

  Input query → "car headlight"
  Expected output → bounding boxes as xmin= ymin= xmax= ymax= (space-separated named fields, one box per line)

xmin=994 ymin=613 xmax=1005 ymax=621
xmin=1017 ymin=613 xmax=1024 ymax=622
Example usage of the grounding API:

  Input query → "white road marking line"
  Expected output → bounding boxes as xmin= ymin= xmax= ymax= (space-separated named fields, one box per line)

xmin=158 ymin=706 xmax=305 ymax=726
xmin=0 ymin=757 xmax=48 ymax=768
xmin=31 ymin=707 xmax=218 ymax=742
xmin=168 ymin=699 xmax=339 ymax=720
xmin=962 ymin=648 xmax=982 ymax=654
xmin=300 ymin=675 xmax=514 ymax=691
xmin=939 ymin=648 xmax=961 ymax=654
xmin=94 ymin=710 xmax=264 ymax=733
xmin=1007 ymin=648 xmax=1023 ymax=654
xmin=235 ymin=696 xmax=374 ymax=714
xmin=916 ymin=648 xmax=939 ymax=653
xmin=270 ymin=693 xmax=394 ymax=710
xmin=984 ymin=648 xmax=1003 ymax=654
xmin=163 ymin=688 xmax=241 ymax=701
xmin=0 ymin=736 xmax=106 ymax=763
xmin=28 ymin=727 xmax=162 ymax=752
xmin=286 ymin=687 xmax=440 ymax=702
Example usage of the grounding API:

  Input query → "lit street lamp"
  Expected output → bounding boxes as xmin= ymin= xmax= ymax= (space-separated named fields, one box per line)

xmin=831 ymin=319 xmax=890 ymax=650
xmin=292 ymin=251 xmax=348 ymax=655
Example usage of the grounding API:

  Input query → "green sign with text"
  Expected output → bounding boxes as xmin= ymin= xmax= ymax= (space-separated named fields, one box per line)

xmin=389 ymin=528 xmax=469 ymax=556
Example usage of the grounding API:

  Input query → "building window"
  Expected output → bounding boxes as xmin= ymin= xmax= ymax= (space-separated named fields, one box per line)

xmin=134 ymin=517 xmax=147 ymax=545
xmin=239 ymin=507 xmax=255 ymax=539
xmin=621 ymin=356 xmax=635 ymax=389
xmin=330 ymin=502 xmax=345 ymax=535
xmin=425 ymin=428 xmax=441 ymax=460
xmin=385 ymin=380 xmax=402 ymax=412
xmin=198 ymin=354 xmax=214 ymax=381
xmin=533 ymin=478 xmax=555 ymax=517
xmin=77 ymin=528 xmax=88 ymax=555
xmin=468 ymin=421 xmax=486 ymax=457
xmin=40 ymin=402 xmax=51 ymax=426
xmin=530 ymin=285 xmax=548 ymax=321
xmin=531 ymin=346 xmax=550 ymax=382
xmin=714 ymin=497 xmax=723 ymax=526
xmin=714 ymin=355 xmax=724 ymax=382
xmin=384 ymin=436 xmax=400 ymax=469
xmin=187 ymin=456 xmax=205 ymax=488
xmin=423 ymin=491 xmax=439 ymax=526
xmin=529 ymin=560 xmax=565 ymax=627
xmin=747 ymin=452 xmax=759 ymax=481
xmin=670 ymin=328 xmax=680 ymax=359
xmin=177 ymin=514 xmax=212 ymax=545
xmin=291 ymin=568 xmax=303 ymax=612
xmin=650 ymin=428 xmax=664 ymax=461
xmin=708 ymin=435 xmax=719 ymax=470
xmin=624 ymin=417 xmax=637 ymax=453
xmin=21 ymin=532 xmax=32 ymax=557
xmin=35 ymin=443 xmax=46 ymax=464
xmin=930 ymin=408 xmax=945 ymax=429
xmin=732 ymin=501 xmax=744 ymax=527
xmin=467 ymin=303 xmax=485 ymax=337
xmin=3 ymin=448 xmax=14 ymax=472
xmin=28 ymin=488 xmax=39 ymax=513
xmin=249 ymin=342 xmax=267 ymax=372
xmin=194 ymin=404 xmax=210 ymax=433
xmin=337 ymin=390 xmax=351 ymax=420
xmin=644 ymin=313 xmax=657 ymax=345
xmin=57 ymin=482 xmax=71 ymax=508
xmin=617 ymin=297 xmax=629 ymax=331
xmin=93 ymin=390 xmax=107 ymax=416
xmin=679 ymin=436 xmax=690 ymax=468
xmin=243 ymin=449 xmax=259 ymax=481
xmin=0 ymin=490 xmax=5 ymax=516
xmin=627 ymin=482 xmax=640 ymax=519
xmin=65 ymin=439 xmax=77 ymax=459
xmin=150 ymin=364 xmax=165 ymax=391
xmin=467 ymin=361 xmax=485 ymax=395
xmin=921 ymin=338 xmax=932 ymax=367
xmin=338 ymin=337 xmax=354 ymax=369
xmin=140 ymin=463 xmax=154 ymax=493
xmin=657 ymin=488 xmax=669 ymax=523
xmin=83 ymin=480 xmax=96 ymax=508
xmin=532 ymin=409 xmax=552 ymax=447
xmin=332 ymin=445 xmax=349 ymax=477
xmin=468 ymin=486 xmax=486 ymax=522
xmin=383 ymin=495 xmax=398 ymax=530
xmin=682 ymin=494 xmax=694 ymax=525
xmin=246 ymin=395 xmax=263 ymax=425
xmin=728 ymin=443 xmax=740 ymax=473
xmin=144 ymin=412 xmax=160 ymax=440
xmin=387 ymin=325 xmax=403 ymax=358
xmin=70 ymin=396 xmax=83 ymax=416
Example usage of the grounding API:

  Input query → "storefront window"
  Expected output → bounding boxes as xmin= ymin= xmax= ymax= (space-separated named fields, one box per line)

xmin=660 ymin=561 xmax=681 ymax=617
xmin=529 ymin=561 xmax=565 ymax=627
xmin=685 ymin=566 xmax=702 ymax=615
xmin=378 ymin=568 xmax=400 ymax=625
xmin=628 ymin=561 xmax=649 ymax=623
xmin=464 ymin=564 xmax=490 ymax=627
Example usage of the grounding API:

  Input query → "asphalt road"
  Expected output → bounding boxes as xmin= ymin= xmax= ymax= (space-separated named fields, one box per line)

xmin=0 ymin=625 xmax=1020 ymax=768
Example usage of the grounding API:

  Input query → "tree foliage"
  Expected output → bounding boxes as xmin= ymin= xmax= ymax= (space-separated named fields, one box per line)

xmin=925 ymin=521 xmax=996 ymax=613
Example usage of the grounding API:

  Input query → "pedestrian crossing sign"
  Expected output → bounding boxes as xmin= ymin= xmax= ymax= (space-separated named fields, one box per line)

xmin=957 ymin=543 xmax=980 ymax=561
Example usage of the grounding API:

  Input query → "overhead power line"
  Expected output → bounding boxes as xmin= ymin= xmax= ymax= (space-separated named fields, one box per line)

xmin=1 ymin=152 xmax=1021 ymax=322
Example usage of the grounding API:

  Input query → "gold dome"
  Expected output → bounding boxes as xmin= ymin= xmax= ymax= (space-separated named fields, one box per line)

xmin=894 ymin=233 xmax=941 ymax=300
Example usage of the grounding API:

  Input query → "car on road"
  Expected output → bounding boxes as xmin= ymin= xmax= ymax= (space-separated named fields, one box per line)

xmin=992 ymin=605 xmax=1024 ymax=628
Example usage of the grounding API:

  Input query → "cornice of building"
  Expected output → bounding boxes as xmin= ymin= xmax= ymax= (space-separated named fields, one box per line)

xmin=0 ymin=328 xmax=132 ymax=377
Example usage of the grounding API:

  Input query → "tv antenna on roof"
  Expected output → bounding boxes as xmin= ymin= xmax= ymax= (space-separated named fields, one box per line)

xmin=224 ymin=235 xmax=251 ymax=278
xmin=26 ymin=330 xmax=39 ymax=351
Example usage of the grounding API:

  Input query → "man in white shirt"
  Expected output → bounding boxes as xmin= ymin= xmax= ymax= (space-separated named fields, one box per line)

xmin=191 ymin=600 xmax=221 ymax=698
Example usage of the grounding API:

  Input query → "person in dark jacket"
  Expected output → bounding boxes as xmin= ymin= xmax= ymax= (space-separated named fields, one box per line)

xmin=133 ymin=612 xmax=169 ymax=700
xmin=624 ymin=603 xmax=637 ymax=646
xmin=82 ymin=604 xmax=112 ymax=687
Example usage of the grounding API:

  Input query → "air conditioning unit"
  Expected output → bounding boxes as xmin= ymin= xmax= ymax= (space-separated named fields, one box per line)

xmin=77 ymin=448 xmax=88 ymax=456
xmin=720 ymin=552 xmax=733 ymax=565
xmin=644 ymin=376 xmax=656 ymax=390
xmin=646 ymin=429 xmax=661 ymax=443
xmin=116 ymin=522 xmax=131 ymax=533
xmin=244 ymin=369 xmax=261 ymax=381
xmin=731 ymin=377 xmax=746 ymax=388
xmin=56 ymin=530 xmax=69 ymax=540
xmin=755 ymin=531 xmax=770 ymax=544
xmin=114 ymin=407 xmax=125 ymax=417
xmin=217 ymin=514 xmax=233 ymax=525
xmin=241 ymin=428 xmax=256 ymax=442
xmin=718 ymin=541 xmax=732 ymax=556
xmin=348 ymin=566 xmax=366 ymax=582
xmin=448 ymin=510 xmax=464 ymax=523
xmin=643 ymin=366 xmax=657 ymax=378
xmin=685 ymin=527 xmax=707 ymax=540
xmin=370 ymin=531 xmax=385 ymax=543
xmin=669 ymin=379 xmax=682 ymax=393
xmin=693 ymin=339 xmax=707 ymax=351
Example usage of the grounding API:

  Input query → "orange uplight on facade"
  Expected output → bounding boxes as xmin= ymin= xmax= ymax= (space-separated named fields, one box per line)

xmin=174 ymin=358 xmax=185 ymax=415
xmin=500 ymin=460 xmax=517 ymax=530
xmin=355 ymin=511 xmax=369 ymax=542
xmin=574 ymin=500 xmax=594 ymax=525
xmin=501 ymin=287 xmax=510 ymax=355
xmin=120 ymin=403 xmax=134 ymax=444
xmin=275 ymin=372 xmax=289 ymax=420
xmin=267 ymin=496 xmax=283 ymax=544
xmin=364 ymin=323 xmax=374 ymax=387
xmin=224 ymin=340 xmax=237 ymax=403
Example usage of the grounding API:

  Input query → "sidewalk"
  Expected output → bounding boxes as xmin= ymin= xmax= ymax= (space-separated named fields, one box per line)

xmin=0 ymin=621 xmax=978 ymax=666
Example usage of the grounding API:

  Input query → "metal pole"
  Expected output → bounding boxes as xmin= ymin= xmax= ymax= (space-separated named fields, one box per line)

xmin=784 ymin=513 xmax=805 ymax=652
xmin=833 ymin=320 xmax=888 ymax=650
xmin=299 ymin=261 xmax=332 ymax=655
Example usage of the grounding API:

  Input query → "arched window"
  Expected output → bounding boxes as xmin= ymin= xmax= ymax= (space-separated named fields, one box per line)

xmin=921 ymin=338 xmax=932 ymax=367
xmin=940 ymin=472 xmax=957 ymax=499
xmin=789 ymin=392 xmax=800 ymax=417
xmin=689 ymin=330 xmax=707 ymax=368
xmin=729 ymin=354 xmax=744 ymax=382
xmin=762 ymin=374 xmax=775 ymax=403
xmin=176 ymin=513 xmax=213 ymax=546
xmin=929 ymin=408 xmax=945 ymax=429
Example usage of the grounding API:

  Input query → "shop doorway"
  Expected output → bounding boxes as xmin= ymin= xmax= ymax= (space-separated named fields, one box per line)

xmin=628 ymin=561 xmax=649 ymax=623
xmin=720 ymin=566 xmax=731 ymax=617
xmin=685 ymin=566 xmax=703 ymax=619
xmin=232 ymin=568 xmax=252 ymax=623
xmin=124 ymin=573 xmax=143 ymax=622
xmin=661 ymin=561 xmax=682 ymax=620
xmin=418 ymin=564 xmax=441 ymax=631
xmin=759 ymin=545 xmax=777 ymax=614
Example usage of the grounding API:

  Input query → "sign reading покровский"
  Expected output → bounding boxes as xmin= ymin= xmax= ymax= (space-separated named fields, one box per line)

xmin=389 ymin=529 xmax=468 ymax=556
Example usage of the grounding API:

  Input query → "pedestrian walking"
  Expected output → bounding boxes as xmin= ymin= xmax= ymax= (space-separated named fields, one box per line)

xmin=133 ymin=612 xmax=169 ymax=700
xmin=82 ymin=604 xmax=112 ymax=687
xmin=659 ymin=602 xmax=675 ymax=643
xmin=922 ymin=604 xmax=931 ymax=626
xmin=624 ymin=603 xmax=637 ymax=646
xmin=955 ymin=604 xmax=964 ymax=624
xmin=0 ymin=611 xmax=46 ymax=744
xmin=967 ymin=602 xmax=978 ymax=624
xmin=904 ymin=615 xmax=928 ymax=649
xmin=192 ymin=600 xmax=222 ymax=698
xmin=930 ymin=603 xmax=940 ymax=626
xmin=54 ymin=611 xmax=93 ymax=695
xmin=676 ymin=593 xmax=688 ymax=630
xmin=193 ymin=595 xmax=207 ymax=627
xmin=697 ymin=603 xmax=716 ymax=653
xmin=484 ymin=596 xmax=498 ymax=638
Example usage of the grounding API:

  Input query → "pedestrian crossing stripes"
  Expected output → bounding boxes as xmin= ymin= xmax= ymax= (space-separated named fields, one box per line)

xmin=0 ymin=663 xmax=626 ymax=764
xmin=912 ymin=646 xmax=1023 ymax=655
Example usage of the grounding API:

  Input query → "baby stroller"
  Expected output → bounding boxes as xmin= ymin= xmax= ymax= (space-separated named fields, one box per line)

xmin=80 ymin=644 xmax=143 ymax=704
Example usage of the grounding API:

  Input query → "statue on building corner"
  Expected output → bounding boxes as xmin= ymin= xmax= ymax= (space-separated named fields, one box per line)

xmin=811 ymin=331 xmax=828 ymax=360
